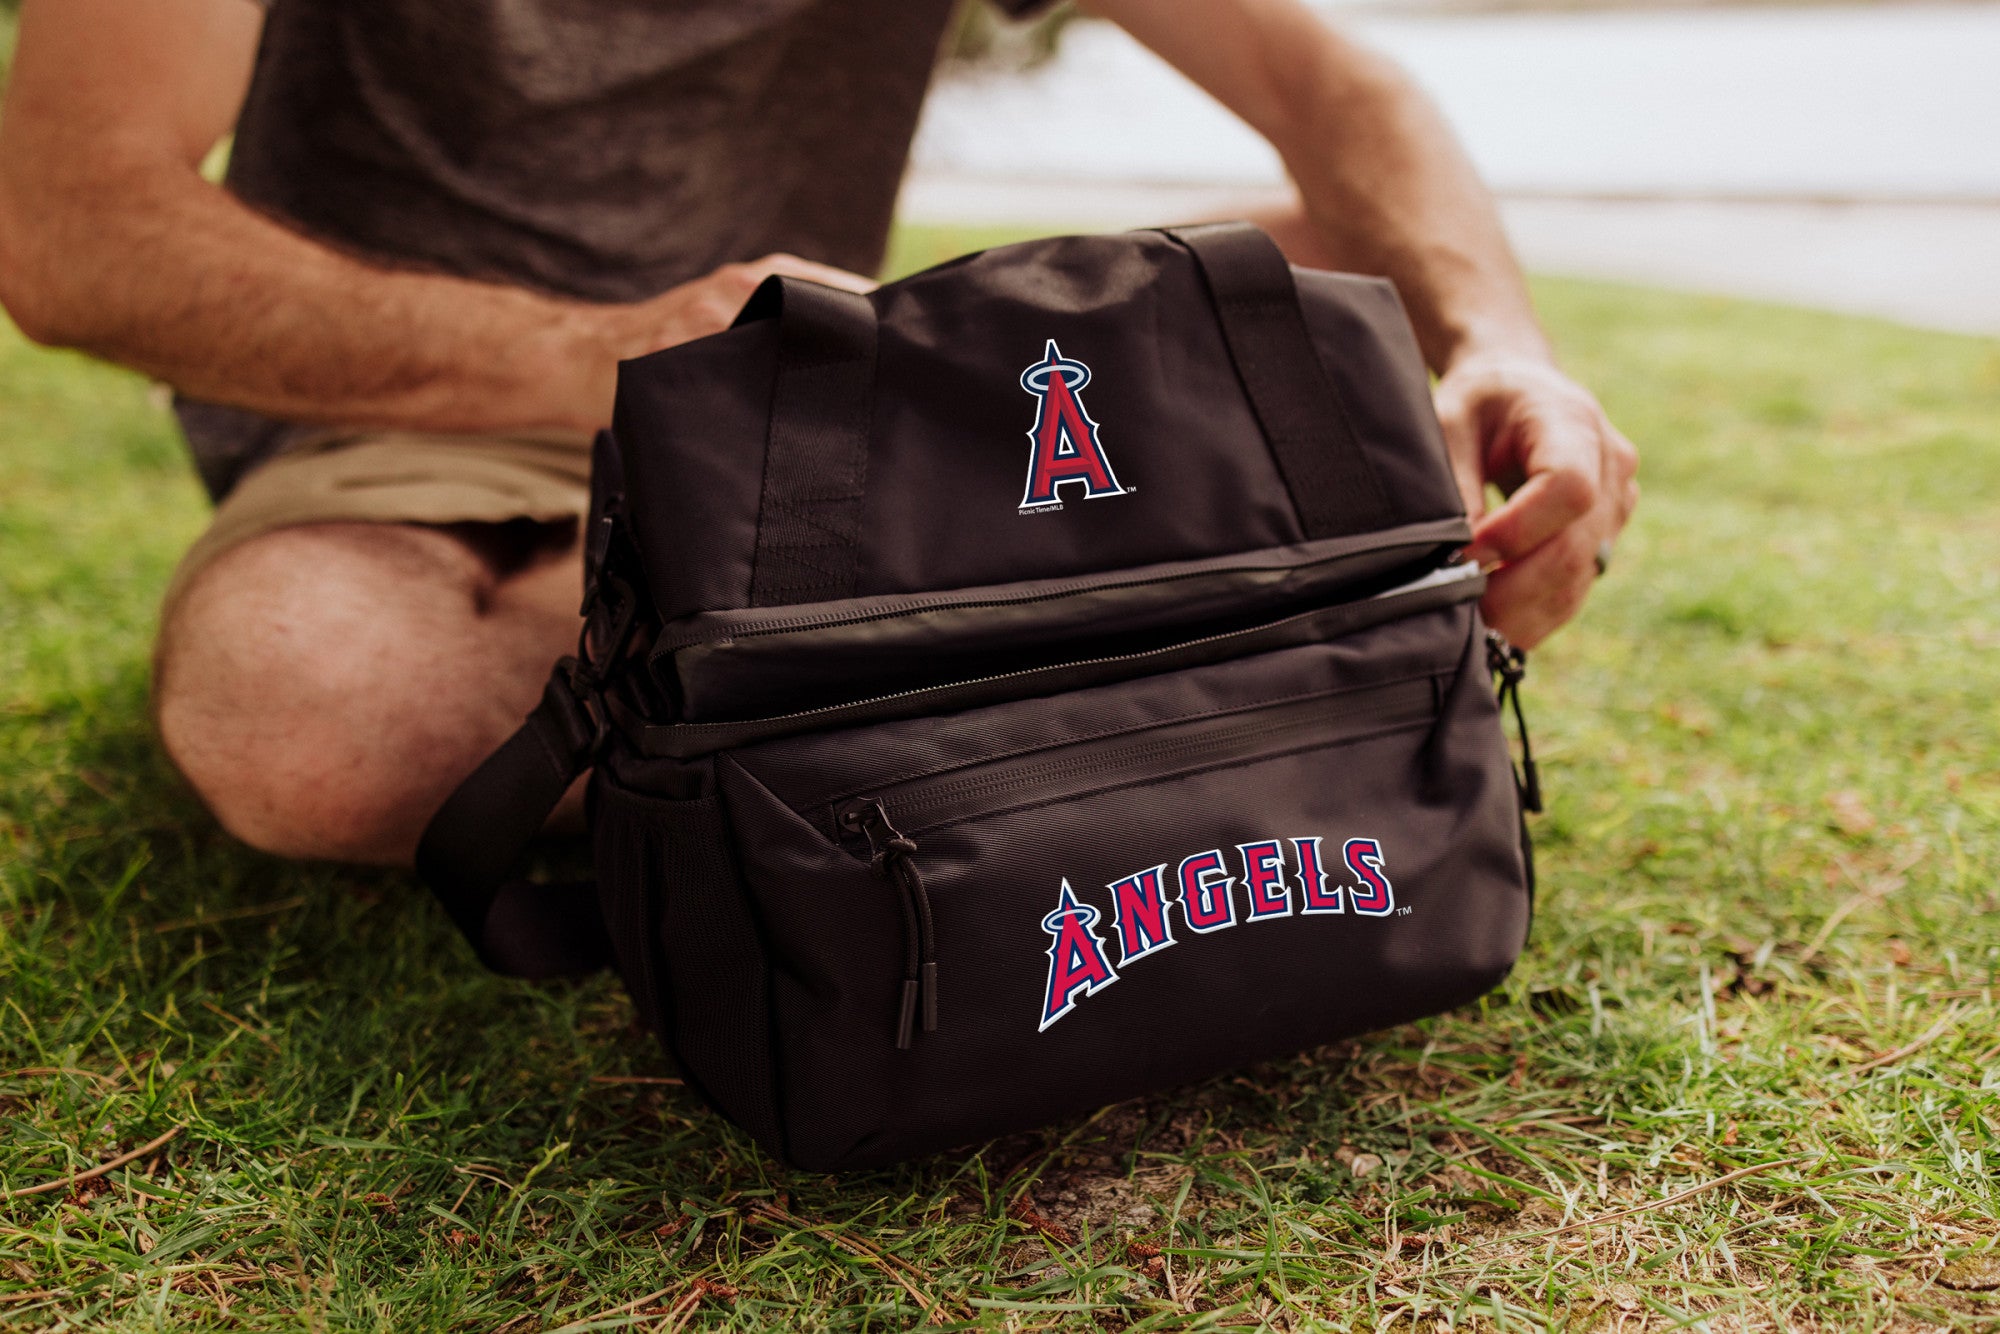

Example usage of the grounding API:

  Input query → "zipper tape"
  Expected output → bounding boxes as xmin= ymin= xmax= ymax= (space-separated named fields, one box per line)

xmin=838 ymin=673 xmax=1438 ymax=839
xmin=652 ymin=517 xmax=1473 ymax=657
xmin=638 ymin=566 xmax=1484 ymax=759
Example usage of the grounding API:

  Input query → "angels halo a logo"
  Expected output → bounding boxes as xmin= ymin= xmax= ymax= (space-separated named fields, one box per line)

xmin=1018 ymin=340 xmax=1128 ymax=512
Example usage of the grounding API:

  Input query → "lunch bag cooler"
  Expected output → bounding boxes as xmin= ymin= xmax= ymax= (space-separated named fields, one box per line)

xmin=417 ymin=223 xmax=1540 ymax=1172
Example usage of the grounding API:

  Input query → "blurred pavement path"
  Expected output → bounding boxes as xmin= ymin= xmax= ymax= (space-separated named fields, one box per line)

xmin=903 ymin=3 xmax=2000 ymax=336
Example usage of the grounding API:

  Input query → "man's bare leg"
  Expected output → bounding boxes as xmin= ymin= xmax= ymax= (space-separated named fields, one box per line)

xmin=154 ymin=521 xmax=583 ymax=866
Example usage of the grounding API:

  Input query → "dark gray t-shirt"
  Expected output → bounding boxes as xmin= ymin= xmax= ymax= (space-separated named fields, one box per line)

xmin=182 ymin=0 xmax=1008 ymax=498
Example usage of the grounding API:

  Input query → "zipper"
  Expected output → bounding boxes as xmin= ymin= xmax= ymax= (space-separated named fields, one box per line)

xmin=840 ymin=799 xmax=937 ymax=1050
xmin=848 ymin=674 xmax=1436 ymax=838
xmin=831 ymin=672 xmax=1440 ymax=1048
xmin=653 ymin=521 xmax=1471 ymax=656
xmin=1485 ymin=630 xmax=1541 ymax=814
xmin=641 ymin=562 xmax=1483 ymax=759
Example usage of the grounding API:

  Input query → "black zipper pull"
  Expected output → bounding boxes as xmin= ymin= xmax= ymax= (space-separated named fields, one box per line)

xmin=840 ymin=799 xmax=938 ymax=1049
xmin=1486 ymin=630 xmax=1542 ymax=814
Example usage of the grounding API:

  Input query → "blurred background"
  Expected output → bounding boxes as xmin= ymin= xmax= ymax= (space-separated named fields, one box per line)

xmin=923 ymin=0 xmax=2000 ymax=337
xmin=5 ymin=0 xmax=1987 ymax=334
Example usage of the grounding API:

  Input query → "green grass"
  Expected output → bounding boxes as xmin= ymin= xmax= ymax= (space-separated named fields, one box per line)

xmin=3 ymin=225 xmax=1998 ymax=1332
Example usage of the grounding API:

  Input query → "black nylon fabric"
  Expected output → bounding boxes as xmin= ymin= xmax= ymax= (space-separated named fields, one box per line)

xmin=415 ymin=672 xmax=608 ymax=979
xmin=594 ymin=780 xmax=785 ymax=1153
xmin=740 ymin=279 xmax=878 ymax=608
xmin=419 ymin=223 xmax=1534 ymax=1171
xmin=678 ymin=600 xmax=1525 ymax=1170
xmin=662 ymin=518 xmax=1470 ymax=724
xmin=616 ymin=228 xmax=1463 ymax=622
xmin=1172 ymin=222 xmax=1394 ymax=540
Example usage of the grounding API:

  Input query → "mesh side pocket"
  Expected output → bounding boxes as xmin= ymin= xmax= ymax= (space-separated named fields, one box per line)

xmin=592 ymin=776 xmax=785 ymax=1158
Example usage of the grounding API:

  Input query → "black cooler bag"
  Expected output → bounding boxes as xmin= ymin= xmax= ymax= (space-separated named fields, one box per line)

xmin=418 ymin=223 xmax=1538 ymax=1171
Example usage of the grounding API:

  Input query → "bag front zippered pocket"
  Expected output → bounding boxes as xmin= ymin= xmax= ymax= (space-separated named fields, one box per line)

xmin=710 ymin=596 xmax=1530 ymax=1169
xmin=712 ymin=596 xmax=1520 ymax=1168
xmin=823 ymin=673 xmax=1440 ymax=1049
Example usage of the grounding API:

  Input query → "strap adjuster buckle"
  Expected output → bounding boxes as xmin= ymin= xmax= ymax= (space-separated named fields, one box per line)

xmin=548 ymin=658 xmax=610 ymax=764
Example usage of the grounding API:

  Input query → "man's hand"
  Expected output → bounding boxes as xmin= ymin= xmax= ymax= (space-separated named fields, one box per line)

xmin=1434 ymin=354 xmax=1639 ymax=648
xmin=599 ymin=254 xmax=876 ymax=366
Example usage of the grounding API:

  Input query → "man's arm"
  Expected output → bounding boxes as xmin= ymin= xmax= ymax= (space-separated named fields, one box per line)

xmin=1085 ymin=0 xmax=1639 ymax=648
xmin=0 ymin=0 xmax=868 ymax=438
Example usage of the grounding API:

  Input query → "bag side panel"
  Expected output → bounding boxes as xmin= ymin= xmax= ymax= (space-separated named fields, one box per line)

xmin=1296 ymin=271 xmax=1466 ymax=528
xmin=714 ymin=757 xmax=907 ymax=1170
xmin=613 ymin=322 xmax=779 ymax=622
xmin=593 ymin=764 xmax=787 ymax=1158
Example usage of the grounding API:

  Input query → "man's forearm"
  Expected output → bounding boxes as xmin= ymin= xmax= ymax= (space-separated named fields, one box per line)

xmin=0 ymin=0 xmax=636 ymax=434
xmin=0 ymin=157 xmax=621 ymax=435
xmin=1089 ymin=0 xmax=1548 ymax=375
xmin=1259 ymin=27 xmax=1550 ymax=373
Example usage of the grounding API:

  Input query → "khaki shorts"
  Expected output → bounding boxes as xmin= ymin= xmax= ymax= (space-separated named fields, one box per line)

xmin=163 ymin=430 xmax=594 ymax=619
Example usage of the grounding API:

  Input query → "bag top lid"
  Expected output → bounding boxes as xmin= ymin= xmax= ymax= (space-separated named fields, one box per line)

xmin=612 ymin=224 xmax=1466 ymax=623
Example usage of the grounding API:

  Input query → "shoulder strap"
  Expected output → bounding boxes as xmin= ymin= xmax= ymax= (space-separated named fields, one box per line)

xmin=734 ymin=275 xmax=879 ymax=607
xmin=1165 ymin=223 xmax=1397 ymax=540
xmin=414 ymin=668 xmax=612 ymax=979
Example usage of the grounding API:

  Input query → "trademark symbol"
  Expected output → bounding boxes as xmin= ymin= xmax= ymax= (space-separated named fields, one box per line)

xmin=1397 ymin=906 xmax=1414 ymax=916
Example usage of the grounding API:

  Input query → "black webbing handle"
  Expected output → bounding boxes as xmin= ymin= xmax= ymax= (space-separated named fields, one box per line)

xmin=734 ymin=275 xmax=879 ymax=608
xmin=1165 ymin=223 xmax=1397 ymax=541
xmin=414 ymin=669 xmax=612 ymax=979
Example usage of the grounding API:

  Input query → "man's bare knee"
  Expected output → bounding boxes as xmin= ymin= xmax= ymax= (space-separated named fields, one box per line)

xmin=154 ymin=523 xmax=514 ymax=864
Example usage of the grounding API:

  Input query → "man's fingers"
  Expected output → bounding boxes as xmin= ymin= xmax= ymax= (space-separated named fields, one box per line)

xmin=1431 ymin=352 xmax=1638 ymax=645
xmin=700 ymin=253 xmax=877 ymax=312
xmin=1461 ymin=463 xmax=1595 ymax=569
xmin=1608 ymin=427 xmax=1641 ymax=522
xmin=1433 ymin=391 xmax=1491 ymax=523
xmin=624 ymin=253 xmax=881 ymax=357
xmin=1479 ymin=521 xmax=1600 ymax=649
xmin=741 ymin=252 xmax=879 ymax=294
